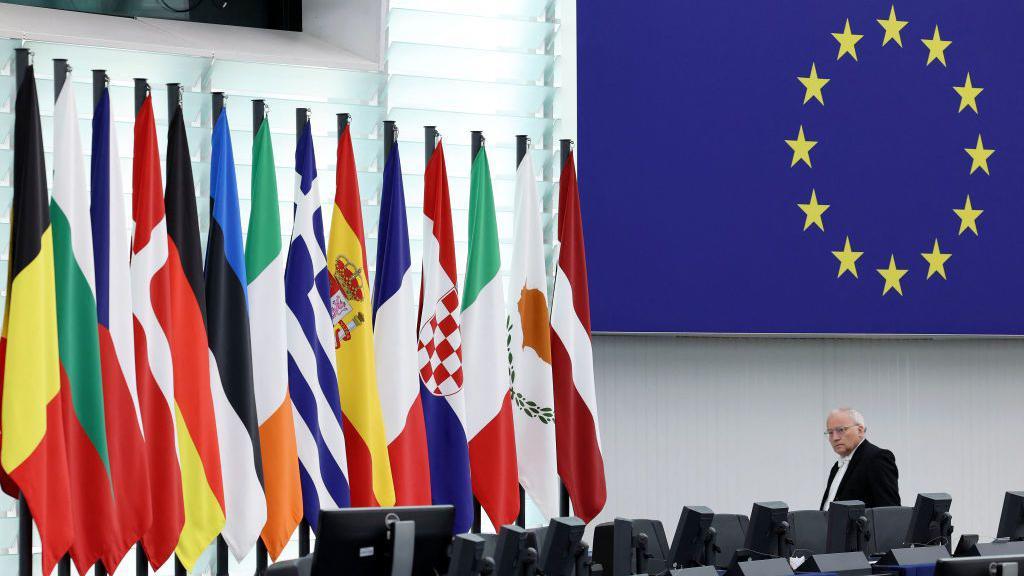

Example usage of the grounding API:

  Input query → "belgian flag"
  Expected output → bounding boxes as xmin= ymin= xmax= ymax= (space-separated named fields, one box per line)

xmin=0 ymin=65 xmax=75 ymax=575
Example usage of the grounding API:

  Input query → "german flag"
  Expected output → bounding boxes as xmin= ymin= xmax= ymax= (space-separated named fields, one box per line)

xmin=165 ymin=100 xmax=225 ymax=569
xmin=0 ymin=65 xmax=75 ymax=575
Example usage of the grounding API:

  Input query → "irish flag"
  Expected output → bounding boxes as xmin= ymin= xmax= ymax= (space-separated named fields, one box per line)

xmin=463 ymin=145 xmax=519 ymax=528
xmin=247 ymin=117 xmax=303 ymax=560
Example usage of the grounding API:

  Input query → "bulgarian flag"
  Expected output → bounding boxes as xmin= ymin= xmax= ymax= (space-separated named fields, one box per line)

xmin=463 ymin=145 xmax=520 ymax=528
xmin=0 ymin=64 xmax=74 ymax=576
xmin=51 ymin=74 xmax=122 ymax=574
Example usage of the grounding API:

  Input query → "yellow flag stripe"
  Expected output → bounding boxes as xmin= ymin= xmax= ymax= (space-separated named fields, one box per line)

xmin=1 ymin=227 xmax=61 ymax=472
xmin=174 ymin=403 xmax=227 ymax=569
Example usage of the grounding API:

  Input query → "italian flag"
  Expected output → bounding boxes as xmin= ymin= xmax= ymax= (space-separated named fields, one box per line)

xmin=462 ymin=146 xmax=520 ymax=528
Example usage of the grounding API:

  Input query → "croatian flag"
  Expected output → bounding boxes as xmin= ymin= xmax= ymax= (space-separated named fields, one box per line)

xmin=418 ymin=140 xmax=473 ymax=533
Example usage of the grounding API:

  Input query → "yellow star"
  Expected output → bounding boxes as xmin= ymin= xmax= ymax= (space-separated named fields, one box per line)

xmin=877 ymin=255 xmax=908 ymax=296
xmin=964 ymin=134 xmax=994 ymax=175
xmin=877 ymin=5 xmax=908 ymax=47
xmin=832 ymin=236 xmax=863 ymax=279
xmin=953 ymin=195 xmax=983 ymax=236
xmin=921 ymin=239 xmax=951 ymax=280
xmin=953 ymin=73 xmax=983 ymax=114
xmin=798 ymin=63 xmax=830 ymax=105
xmin=833 ymin=19 xmax=864 ymax=61
xmin=785 ymin=125 xmax=817 ymax=168
xmin=797 ymin=189 xmax=830 ymax=231
xmin=921 ymin=26 xmax=951 ymax=66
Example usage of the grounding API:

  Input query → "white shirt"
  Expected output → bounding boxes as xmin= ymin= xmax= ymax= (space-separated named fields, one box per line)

xmin=824 ymin=440 xmax=862 ymax=510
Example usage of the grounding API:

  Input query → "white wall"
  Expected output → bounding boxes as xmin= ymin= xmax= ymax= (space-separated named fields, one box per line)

xmin=589 ymin=334 xmax=1024 ymax=543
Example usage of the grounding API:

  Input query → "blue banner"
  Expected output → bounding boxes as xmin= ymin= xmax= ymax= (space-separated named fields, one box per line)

xmin=579 ymin=0 xmax=1024 ymax=334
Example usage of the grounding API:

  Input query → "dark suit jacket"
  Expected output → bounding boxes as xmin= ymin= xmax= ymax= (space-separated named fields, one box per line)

xmin=820 ymin=439 xmax=900 ymax=510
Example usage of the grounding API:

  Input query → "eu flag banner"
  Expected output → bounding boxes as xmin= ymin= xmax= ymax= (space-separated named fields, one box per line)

xmin=579 ymin=0 xmax=1024 ymax=335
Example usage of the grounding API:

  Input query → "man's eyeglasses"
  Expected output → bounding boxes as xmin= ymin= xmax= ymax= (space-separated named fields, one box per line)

xmin=824 ymin=425 xmax=856 ymax=437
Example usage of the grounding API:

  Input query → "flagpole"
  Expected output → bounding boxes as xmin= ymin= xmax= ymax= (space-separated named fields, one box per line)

xmin=133 ymin=76 xmax=152 ymax=576
xmin=253 ymin=97 xmax=271 ymax=576
xmin=425 ymin=125 xmax=437 ymax=164
xmin=557 ymin=138 xmax=573 ymax=519
xmin=18 ymin=495 xmax=32 ymax=576
xmin=384 ymin=120 xmax=397 ymax=159
xmin=296 ymin=106 xmax=312 ymax=560
xmin=514 ymin=134 xmax=530 ymax=529
xmin=53 ymin=56 xmax=74 ymax=576
xmin=210 ymin=90 xmax=231 ymax=576
xmin=15 ymin=49 xmax=32 ymax=576
xmin=469 ymin=129 xmax=484 ymax=535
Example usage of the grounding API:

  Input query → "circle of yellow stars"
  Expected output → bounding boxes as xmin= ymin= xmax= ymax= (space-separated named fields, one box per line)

xmin=784 ymin=5 xmax=994 ymax=296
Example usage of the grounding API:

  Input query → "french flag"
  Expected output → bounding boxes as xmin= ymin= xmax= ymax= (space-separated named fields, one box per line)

xmin=372 ymin=142 xmax=433 ymax=506
xmin=417 ymin=140 xmax=473 ymax=534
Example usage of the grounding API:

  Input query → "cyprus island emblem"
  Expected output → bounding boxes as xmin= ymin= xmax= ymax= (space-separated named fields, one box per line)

xmin=329 ymin=255 xmax=367 ymax=348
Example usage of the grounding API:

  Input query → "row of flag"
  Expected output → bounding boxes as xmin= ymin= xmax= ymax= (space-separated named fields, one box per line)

xmin=0 ymin=62 xmax=606 ymax=575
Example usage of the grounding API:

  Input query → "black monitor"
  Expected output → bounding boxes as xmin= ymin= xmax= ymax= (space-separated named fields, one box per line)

xmin=905 ymin=493 xmax=953 ymax=549
xmin=592 ymin=518 xmax=635 ymax=576
xmin=539 ymin=517 xmax=587 ymax=576
xmin=492 ymin=524 xmax=538 ymax=576
xmin=935 ymin=555 xmax=1024 ymax=576
xmin=997 ymin=492 xmax=1024 ymax=541
xmin=449 ymin=533 xmax=494 ymax=576
xmin=669 ymin=506 xmax=717 ymax=568
xmin=744 ymin=502 xmax=790 ymax=557
xmin=826 ymin=500 xmax=869 ymax=554
xmin=312 ymin=505 xmax=454 ymax=576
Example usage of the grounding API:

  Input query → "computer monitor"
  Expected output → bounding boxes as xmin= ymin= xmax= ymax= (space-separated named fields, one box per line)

xmin=997 ymin=492 xmax=1024 ymax=541
xmin=826 ymin=500 xmax=869 ymax=554
xmin=669 ymin=506 xmax=717 ymax=568
xmin=492 ymin=524 xmax=538 ymax=576
xmin=905 ymin=493 xmax=953 ymax=549
xmin=449 ymin=533 xmax=494 ymax=576
xmin=312 ymin=505 xmax=455 ymax=576
xmin=539 ymin=517 xmax=587 ymax=576
xmin=592 ymin=518 xmax=635 ymax=576
xmin=744 ymin=502 xmax=790 ymax=557
xmin=935 ymin=555 xmax=1024 ymax=576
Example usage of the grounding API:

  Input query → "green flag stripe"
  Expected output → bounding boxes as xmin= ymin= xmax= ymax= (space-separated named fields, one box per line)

xmin=50 ymin=202 xmax=111 ymax=475
xmin=463 ymin=148 xmax=502 ymax=311
xmin=246 ymin=118 xmax=282 ymax=283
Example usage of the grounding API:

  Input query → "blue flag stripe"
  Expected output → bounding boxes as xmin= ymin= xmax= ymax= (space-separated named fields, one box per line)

xmin=90 ymin=89 xmax=111 ymax=327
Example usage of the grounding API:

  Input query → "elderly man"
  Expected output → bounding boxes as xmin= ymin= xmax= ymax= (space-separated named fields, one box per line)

xmin=819 ymin=408 xmax=900 ymax=510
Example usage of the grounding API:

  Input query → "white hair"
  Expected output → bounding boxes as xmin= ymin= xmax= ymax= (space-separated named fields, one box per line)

xmin=829 ymin=407 xmax=866 ymax=429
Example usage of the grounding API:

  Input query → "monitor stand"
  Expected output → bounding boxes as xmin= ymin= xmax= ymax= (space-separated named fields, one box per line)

xmin=388 ymin=519 xmax=415 ymax=576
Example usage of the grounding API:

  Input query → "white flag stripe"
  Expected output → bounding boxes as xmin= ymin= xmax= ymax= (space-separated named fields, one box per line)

xmin=462 ymin=281 xmax=510 ymax=439
xmin=209 ymin=351 xmax=268 ymax=559
xmin=131 ymin=219 xmax=176 ymax=423
xmin=550 ymin=266 xmax=602 ymax=450
xmin=250 ymin=253 xmax=289 ymax=423
xmin=374 ymin=268 xmax=420 ymax=444
xmin=53 ymin=84 xmax=96 ymax=293
xmin=103 ymin=104 xmax=143 ymax=431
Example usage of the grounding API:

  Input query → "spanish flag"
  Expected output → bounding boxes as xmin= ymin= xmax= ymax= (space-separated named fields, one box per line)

xmin=0 ymin=65 xmax=75 ymax=575
xmin=330 ymin=120 xmax=395 ymax=507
